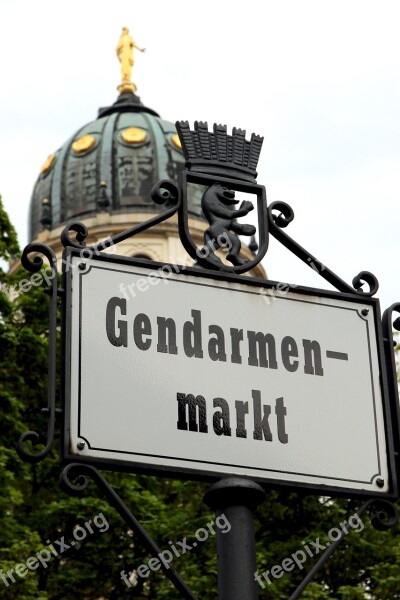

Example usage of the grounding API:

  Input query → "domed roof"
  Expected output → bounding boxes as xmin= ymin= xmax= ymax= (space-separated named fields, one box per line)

xmin=29 ymin=92 xmax=203 ymax=242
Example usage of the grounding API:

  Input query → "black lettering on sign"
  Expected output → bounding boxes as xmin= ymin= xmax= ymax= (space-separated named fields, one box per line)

xmin=157 ymin=317 xmax=178 ymax=354
xmin=303 ymin=340 xmax=324 ymax=376
xmin=133 ymin=314 xmax=152 ymax=351
xmin=281 ymin=336 xmax=299 ymax=372
xmin=104 ymin=302 xmax=330 ymax=377
xmin=106 ymin=297 xmax=127 ymax=347
xmin=247 ymin=332 xmax=278 ymax=369
xmin=177 ymin=393 xmax=208 ymax=433
xmin=275 ymin=397 xmax=289 ymax=444
xmin=230 ymin=328 xmax=243 ymax=364
xmin=213 ymin=398 xmax=231 ymax=436
xmin=235 ymin=401 xmax=249 ymax=438
xmin=252 ymin=389 xmax=272 ymax=441
xmin=208 ymin=325 xmax=227 ymax=362
xmin=183 ymin=310 xmax=204 ymax=359
xmin=326 ymin=350 xmax=348 ymax=361
xmin=177 ymin=390 xmax=289 ymax=443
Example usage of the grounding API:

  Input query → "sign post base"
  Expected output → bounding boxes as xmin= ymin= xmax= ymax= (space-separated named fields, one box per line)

xmin=204 ymin=478 xmax=266 ymax=600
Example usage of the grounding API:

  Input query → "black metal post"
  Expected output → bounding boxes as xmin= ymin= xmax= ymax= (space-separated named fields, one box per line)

xmin=204 ymin=478 xmax=265 ymax=600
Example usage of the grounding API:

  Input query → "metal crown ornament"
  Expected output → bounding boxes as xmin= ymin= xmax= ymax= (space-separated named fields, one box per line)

xmin=175 ymin=121 xmax=264 ymax=181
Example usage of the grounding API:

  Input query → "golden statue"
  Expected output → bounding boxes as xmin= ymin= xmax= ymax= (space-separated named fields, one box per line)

xmin=116 ymin=27 xmax=145 ymax=93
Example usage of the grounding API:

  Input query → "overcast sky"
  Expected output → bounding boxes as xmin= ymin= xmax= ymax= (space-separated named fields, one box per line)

xmin=0 ymin=0 xmax=399 ymax=311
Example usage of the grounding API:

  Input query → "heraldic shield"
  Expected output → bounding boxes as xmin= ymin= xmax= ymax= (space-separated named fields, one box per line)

xmin=175 ymin=121 xmax=268 ymax=273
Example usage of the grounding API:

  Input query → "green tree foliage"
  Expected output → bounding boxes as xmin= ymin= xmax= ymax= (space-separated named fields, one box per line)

xmin=0 ymin=195 xmax=18 ymax=268
xmin=1 ymin=197 xmax=400 ymax=599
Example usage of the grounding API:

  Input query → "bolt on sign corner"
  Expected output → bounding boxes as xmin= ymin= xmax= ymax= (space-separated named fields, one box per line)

xmin=62 ymin=249 xmax=396 ymax=498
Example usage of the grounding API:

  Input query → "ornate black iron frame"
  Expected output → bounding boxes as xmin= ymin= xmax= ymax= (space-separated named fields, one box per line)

xmin=59 ymin=248 xmax=394 ymax=495
xmin=17 ymin=167 xmax=400 ymax=598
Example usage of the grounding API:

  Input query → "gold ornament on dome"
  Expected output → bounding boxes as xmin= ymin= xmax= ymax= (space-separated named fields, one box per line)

xmin=121 ymin=127 xmax=147 ymax=144
xmin=116 ymin=27 xmax=146 ymax=94
xmin=72 ymin=134 xmax=96 ymax=155
xmin=171 ymin=134 xmax=182 ymax=150
xmin=40 ymin=153 xmax=56 ymax=174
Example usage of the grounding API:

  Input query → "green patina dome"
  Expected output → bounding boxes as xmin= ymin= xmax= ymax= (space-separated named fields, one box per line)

xmin=29 ymin=92 xmax=202 ymax=241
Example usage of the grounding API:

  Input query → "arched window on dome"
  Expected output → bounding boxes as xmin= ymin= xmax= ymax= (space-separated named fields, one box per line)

xmin=132 ymin=253 xmax=153 ymax=261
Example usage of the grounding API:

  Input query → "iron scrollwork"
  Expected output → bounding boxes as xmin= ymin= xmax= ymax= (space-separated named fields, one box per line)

xmin=290 ymin=499 xmax=398 ymax=600
xmin=61 ymin=179 xmax=181 ymax=253
xmin=382 ymin=303 xmax=400 ymax=482
xmin=176 ymin=120 xmax=269 ymax=273
xmin=16 ymin=119 xmax=399 ymax=600
xmin=268 ymin=201 xmax=379 ymax=296
xmin=60 ymin=463 xmax=197 ymax=600
xmin=17 ymin=243 xmax=59 ymax=462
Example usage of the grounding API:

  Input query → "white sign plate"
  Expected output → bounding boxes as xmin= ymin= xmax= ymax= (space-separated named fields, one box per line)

xmin=64 ymin=253 xmax=392 ymax=495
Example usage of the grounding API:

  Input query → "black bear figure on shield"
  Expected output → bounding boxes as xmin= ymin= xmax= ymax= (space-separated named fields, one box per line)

xmin=201 ymin=182 xmax=256 ymax=266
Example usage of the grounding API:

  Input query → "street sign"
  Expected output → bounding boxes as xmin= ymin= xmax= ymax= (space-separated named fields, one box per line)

xmin=63 ymin=249 xmax=394 ymax=497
